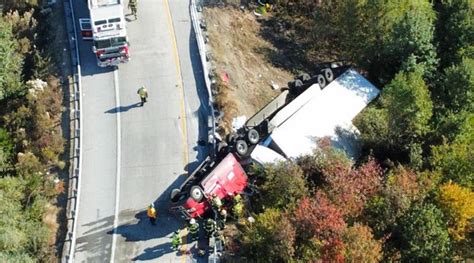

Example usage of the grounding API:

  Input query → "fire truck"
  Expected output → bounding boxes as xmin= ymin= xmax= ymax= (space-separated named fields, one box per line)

xmin=80 ymin=0 xmax=129 ymax=67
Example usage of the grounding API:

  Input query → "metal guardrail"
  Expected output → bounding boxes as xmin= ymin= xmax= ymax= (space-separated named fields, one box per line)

xmin=61 ymin=0 xmax=83 ymax=261
xmin=189 ymin=0 xmax=221 ymax=261
xmin=189 ymin=0 xmax=218 ymax=154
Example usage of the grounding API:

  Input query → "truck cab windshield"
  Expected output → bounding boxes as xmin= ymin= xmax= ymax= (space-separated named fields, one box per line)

xmin=94 ymin=37 xmax=127 ymax=49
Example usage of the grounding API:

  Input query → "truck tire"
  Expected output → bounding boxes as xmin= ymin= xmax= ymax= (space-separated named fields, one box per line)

xmin=170 ymin=188 xmax=181 ymax=202
xmin=323 ymin=68 xmax=334 ymax=83
xmin=190 ymin=185 xmax=204 ymax=202
xmin=247 ymin=129 xmax=260 ymax=145
xmin=317 ymin=74 xmax=327 ymax=88
xmin=235 ymin=139 xmax=248 ymax=156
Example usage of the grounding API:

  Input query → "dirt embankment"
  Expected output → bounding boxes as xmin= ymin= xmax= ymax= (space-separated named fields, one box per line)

xmin=203 ymin=7 xmax=293 ymax=132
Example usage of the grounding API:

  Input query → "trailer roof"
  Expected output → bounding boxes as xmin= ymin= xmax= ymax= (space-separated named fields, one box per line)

xmin=268 ymin=69 xmax=380 ymax=159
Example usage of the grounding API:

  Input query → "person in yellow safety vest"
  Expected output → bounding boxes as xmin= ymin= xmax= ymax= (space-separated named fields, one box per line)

xmin=147 ymin=203 xmax=157 ymax=225
xmin=128 ymin=0 xmax=138 ymax=19
xmin=188 ymin=218 xmax=199 ymax=241
xmin=232 ymin=194 xmax=243 ymax=218
xmin=171 ymin=230 xmax=181 ymax=250
xmin=205 ymin=218 xmax=216 ymax=238
xmin=218 ymin=208 xmax=227 ymax=229
xmin=211 ymin=193 xmax=222 ymax=211
xmin=137 ymin=86 xmax=148 ymax=106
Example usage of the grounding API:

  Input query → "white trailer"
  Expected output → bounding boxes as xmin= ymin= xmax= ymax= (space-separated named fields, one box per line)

xmin=258 ymin=69 xmax=380 ymax=160
xmin=85 ymin=0 xmax=129 ymax=67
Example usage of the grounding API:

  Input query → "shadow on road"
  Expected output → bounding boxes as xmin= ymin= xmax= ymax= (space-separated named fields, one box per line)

xmin=108 ymin=173 xmax=190 ymax=261
xmin=104 ymin=102 xmax=142 ymax=113
xmin=185 ymin=26 xmax=213 ymax=173
xmin=75 ymin=215 xmax=114 ymax=261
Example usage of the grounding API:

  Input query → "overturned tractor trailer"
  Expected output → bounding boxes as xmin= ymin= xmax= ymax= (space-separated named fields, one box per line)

xmin=247 ymin=68 xmax=381 ymax=164
xmin=80 ymin=0 xmax=129 ymax=67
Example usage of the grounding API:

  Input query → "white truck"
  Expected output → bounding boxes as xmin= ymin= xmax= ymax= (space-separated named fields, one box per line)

xmin=80 ymin=0 xmax=129 ymax=67
xmin=246 ymin=68 xmax=380 ymax=164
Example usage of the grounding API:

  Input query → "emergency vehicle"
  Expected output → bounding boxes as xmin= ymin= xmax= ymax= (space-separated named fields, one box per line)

xmin=81 ymin=0 xmax=129 ymax=67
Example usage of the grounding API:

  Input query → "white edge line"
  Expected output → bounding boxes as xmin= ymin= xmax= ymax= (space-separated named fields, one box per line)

xmin=68 ymin=0 xmax=83 ymax=260
xmin=110 ymin=68 xmax=122 ymax=263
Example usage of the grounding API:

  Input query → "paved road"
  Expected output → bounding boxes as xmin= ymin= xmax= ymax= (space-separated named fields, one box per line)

xmin=72 ymin=0 xmax=209 ymax=261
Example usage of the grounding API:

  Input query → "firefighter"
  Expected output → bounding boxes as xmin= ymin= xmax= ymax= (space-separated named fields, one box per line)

xmin=232 ymin=194 xmax=244 ymax=218
xmin=204 ymin=218 xmax=216 ymax=238
xmin=218 ymin=208 xmax=227 ymax=229
xmin=171 ymin=230 xmax=182 ymax=250
xmin=147 ymin=203 xmax=156 ymax=225
xmin=211 ymin=193 xmax=222 ymax=211
xmin=128 ymin=0 xmax=137 ymax=19
xmin=188 ymin=218 xmax=199 ymax=241
xmin=137 ymin=86 xmax=148 ymax=106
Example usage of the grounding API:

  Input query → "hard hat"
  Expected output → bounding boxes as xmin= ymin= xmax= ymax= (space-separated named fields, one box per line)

xmin=190 ymin=218 xmax=196 ymax=224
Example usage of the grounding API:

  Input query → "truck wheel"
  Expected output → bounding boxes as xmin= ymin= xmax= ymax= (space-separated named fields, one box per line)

xmin=317 ymin=74 xmax=327 ymax=88
xmin=247 ymin=129 xmax=260 ymax=145
xmin=190 ymin=185 xmax=204 ymax=202
xmin=235 ymin=139 xmax=248 ymax=156
xmin=170 ymin=188 xmax=181 ymax=202
xmin=323 ymin=68 xmax=334 ymax=83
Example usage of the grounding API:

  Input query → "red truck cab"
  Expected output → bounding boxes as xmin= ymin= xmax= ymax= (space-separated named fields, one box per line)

xmin=170 ymin=153 xmax=248 ymax=219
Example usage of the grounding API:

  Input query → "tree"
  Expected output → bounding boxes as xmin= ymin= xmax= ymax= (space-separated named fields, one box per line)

xmin=297 ymin=138 xmax=352 ymax=188
xmin=256 ymin=161 xmax=308 ymax=210
xmin=241 ymin=208 xmax=295 ymax=262
xmin=337 ymin=0 xmax=436 ymax=83
xmin=324 ymin=157 xmax=383 ymax=218
xmin=353 ymin=106 xmax=389 ymax=157
xmin=292 ymin=193 xmax=346 ymax=261
xmin=431 ymin=114 xmax=474 ymax=188
xmin=0 ymin=177 xmax=28 ymax=254
xmin=387 ymin=8 xmax=438 ymax=78
xmin=381 ymin=65 xmax=433 ymax=162
xmin=437 ymin=182 xmax=474 ymax=241
xmin=0 ymin=18 xmax=23 ymax=101
xmin=398 ymin=203 xmax=451 ymax=261
xmin=364 ymin=166 xmax=436 ymax=236
xmin=437 ymin=58 xmax=474 ymax=114
xmin=433 ymin=58 xmax=474 ymax=142
xmin=436 ymin=0 xmax=474 ymax=66
xmin=342 ymin=223 xmax=383 ymax=263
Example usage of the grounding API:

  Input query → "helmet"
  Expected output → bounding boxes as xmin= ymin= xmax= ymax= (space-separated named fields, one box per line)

xmin=190 ymin=218 xmax=196 ymax=224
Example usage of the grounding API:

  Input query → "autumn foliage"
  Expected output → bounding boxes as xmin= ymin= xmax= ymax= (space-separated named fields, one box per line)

xmin=437 ymin=182 xmax=474 ymax=241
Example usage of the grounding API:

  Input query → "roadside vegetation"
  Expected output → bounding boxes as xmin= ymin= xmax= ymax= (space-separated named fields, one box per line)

xmin=0 ymin=2 xmax=67 ymax=261
xmin=204 ymin=0 xmax=473 ymax=261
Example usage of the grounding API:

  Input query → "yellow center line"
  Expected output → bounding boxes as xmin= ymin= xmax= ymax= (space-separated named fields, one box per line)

xmin=163 ymin=0 xmax=189 ymax=171
xmin=163 ymin=0 xmax=189 ymax=261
